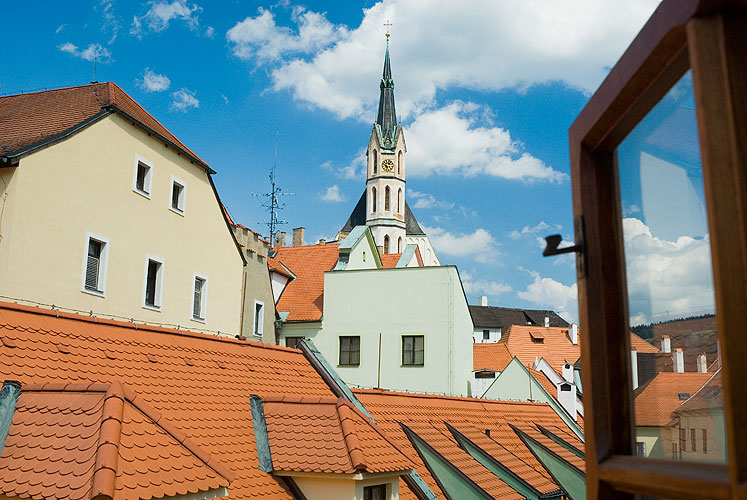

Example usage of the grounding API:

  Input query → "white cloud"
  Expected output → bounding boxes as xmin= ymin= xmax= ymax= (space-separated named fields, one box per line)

xmin=509 ymin=221 xmax=557 ymax=239
xmin=267 ymin=0 xmax=658 ymax=121
xmin=461 ymin=272 xmax=512 ymax=297
xmin=204 ymin=26 xmax=215 ymax=38
xmin=423 ymin=225 xmax=500 ymax=263
xmin=170 ymin=88 xmax=199 ymax=111
xmin=137 ymin=68 xmax=171 ymax=92
xmin=59 ymin=42 xmax=112 ymax=62
xmin=518 ymin=271 xmax=578 ymax=323
xmin=132 ymin=0 xmax=202 ymax=37
xmin=409 ymin=190 xmax=455 ymax=210
xmin=319 ymin=184 xmax=346 ymax=203
xmin=622 ymin=217 xmax=715 ymax=325
xmin=55 ymin=24 xmax=67 ymax=34
xmin=341 ymin=151 xmax=367 ymax=180
xmin=98 ymin=0 xmax=120 ymax=43
xmin=405 ymin=101 xmax=565 ymax=182
xmin=227 ymin=7 xmax=347 ymax=62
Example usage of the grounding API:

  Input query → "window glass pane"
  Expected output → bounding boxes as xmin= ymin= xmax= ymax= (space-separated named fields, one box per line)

xmin=616 ymin=70 xmax=725 ymax=464
xmin=146 ymin=261 xmax=159 ymax=306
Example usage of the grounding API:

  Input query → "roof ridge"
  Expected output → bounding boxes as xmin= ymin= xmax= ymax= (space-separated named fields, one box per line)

xmin=90 ymin=381 xmax=125 ymax=500
xmin=0 ymin=82 xmax=109 ymax=100
xmin=339 ymin=399 xmax=414 ymax=467
xmin=0 ymin=300 xmax=300 ymax=354
xmin=336 ymin=398 xmax=366 ymax=472
xmin=352 ymin=387 xmax=553 ymax=406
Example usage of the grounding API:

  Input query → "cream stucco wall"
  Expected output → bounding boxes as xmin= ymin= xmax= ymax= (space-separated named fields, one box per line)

xmin=318 ymin=265 xmax=473 ymax=396
xmin=0 ymin=114 xmax=243 ymax=334
xmin=292 ymin=475 xmax=399 ymax=500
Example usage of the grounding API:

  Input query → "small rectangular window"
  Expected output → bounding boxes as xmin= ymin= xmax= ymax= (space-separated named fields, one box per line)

xmin=143 ymin=257 xmax=164 ymax=309
xmin=285 ymin=336 xmax=304 ymax=348
xmin=81 ymin=232 xmax=109 ymax=296
xmin=253 ymin=301 xmax=264 ymax=337
xmin=170 ymin=177 xmax=186 ymax=214
xmin=363 ymin=484 xmax=387 ymax=500
xmin=133 ymin=156 xmax=152 ymax=196
xmin=636 ymin=441 xmax=647 ymax=457
xmin=402 ymin=335 xmax=424 ymax=366
xmin=691 ymin=428 xmax=697 ymax=452
xmin=680 ymin=428 xmax=687 ymax=453
xmin=703 ymin=428 xmax=708 ymax=454
xmin=192 ymin=275 xmax=207 ymax=320
xmin=339 ymin=336 xmax=360 ymax=366
xmin=482 ymin=329 xmax=490 ymax=340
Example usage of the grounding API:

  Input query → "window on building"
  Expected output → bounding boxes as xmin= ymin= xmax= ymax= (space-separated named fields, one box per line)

xmin=372 ymin=187 xmax=377 ymax=212
xmin=397 ymin=150 xmax=402 ymax=175
xmin=372 ymin=150 xmax=378 ymax=174
xmin=397 ymin=236 xmax=402 ymax=253
xmin=703 ymin=429 xmax=708 ymax=454
xmin=384 ymin=235 xmax=389 ymax=254
xmin=363 ymin=484 xmax=387 ymax=500
xmin=680 ymin=428 xmax=687 ymax=453
xmin=133 ymin=157 xmax=152 ymax=196
xmin=482 ymin=329 xmax=490 ymax=340
xmin=192 ymin=275 xmax=207 ymax=321
xmin=397 ymin=188 xmax=402 ymax=213
xmin=144 ymin=257 xmax=163 ymax=309
xmin=170 ymin=178 xmax=186 ymax=214
xmin=339 ymin=336 xmax=360 ymax=366
xmin=691 ymin=428 xmax=697 ymax=453
xmin=636 ymin=441 xmax=647 ymax=457
xmin=402 ymin=335 xmax=424 ymax=366
xmin=253 ymin=301 xmax=264 ymax=337
xmin=385 ymin=186 xmax=390 ymax=211
xmin=475 ymin=371 xmax=496 ymax=379
xmin=82 ymin=233 xmax=109 ymax=295
xmin=285 ymin=336 xmax=304 ymax=348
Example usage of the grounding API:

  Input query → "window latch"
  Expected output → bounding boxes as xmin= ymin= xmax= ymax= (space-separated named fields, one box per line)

xmin=542 ymin=216 xmax=586 ymax=277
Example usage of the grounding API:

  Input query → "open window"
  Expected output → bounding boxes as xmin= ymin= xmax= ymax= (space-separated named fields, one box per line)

xmin=567 ymin=1 xmax=747 ymax=498
xmin=132 ymin=156 xmax=152 ymax=198
xmin=170 ymin=176 xmax=186 ymax=215
xmin=81 ymin=232 xmax=109 ymax=296
xmin=143 ymin=255 xmax=164 ymax=310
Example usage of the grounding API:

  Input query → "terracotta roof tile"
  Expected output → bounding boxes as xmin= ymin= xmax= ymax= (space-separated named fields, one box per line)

xmin=354 ymin=388 xmax=585 ymax=499
xmin=473 ymin=343 xmax=512 ymax=372
xmin=272 ymin=244 xmax=340 ymax=321
xmin=380 ymin=254 xmax=401 ymax=269
xmin=674 ymin=370 xmax=722 ymax=414
xmin=0 ymin=301 xmax=336 ymax=499
xmin=0 ymin=83 xmax=207 ymax=168
xmin=634 ymin=372 xmax=712 ymax=426
xmin=262 ymin=397 xmax=412 ymax=474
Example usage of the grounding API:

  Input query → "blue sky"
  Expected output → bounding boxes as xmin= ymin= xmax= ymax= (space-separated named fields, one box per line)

xmin=2 ymin=0 xmax=662 ymax=322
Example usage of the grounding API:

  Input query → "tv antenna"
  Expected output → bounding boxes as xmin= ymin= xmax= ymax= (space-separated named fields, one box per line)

xmin=254 ymin=132 xmax=293 ymax=245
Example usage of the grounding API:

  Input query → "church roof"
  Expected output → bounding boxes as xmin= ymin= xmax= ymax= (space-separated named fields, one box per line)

xmin=376 ymin=44 xmax=398 ymax=149
xmin=340 ymin=191 xmax=426 ymax=236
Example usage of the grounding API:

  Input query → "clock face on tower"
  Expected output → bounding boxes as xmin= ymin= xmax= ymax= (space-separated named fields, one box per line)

xmin=381 ymin=159 xmax=394 ymax=172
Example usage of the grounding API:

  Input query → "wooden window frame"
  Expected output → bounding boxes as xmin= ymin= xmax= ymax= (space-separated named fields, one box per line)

xmin=569 ymin=1 xmax=747 ymax=498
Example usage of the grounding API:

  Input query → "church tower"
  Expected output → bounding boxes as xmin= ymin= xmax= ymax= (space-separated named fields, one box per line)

xmin=366 ymin=35 xmax=407 ymax=255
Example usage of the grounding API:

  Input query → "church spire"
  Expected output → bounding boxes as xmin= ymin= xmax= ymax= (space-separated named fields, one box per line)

xmin=376 ymin=33 xmax=397 ymax=149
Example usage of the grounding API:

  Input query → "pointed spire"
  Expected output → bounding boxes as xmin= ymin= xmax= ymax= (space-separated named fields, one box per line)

xmin=376 ymin=35 xmax=397 ymax=149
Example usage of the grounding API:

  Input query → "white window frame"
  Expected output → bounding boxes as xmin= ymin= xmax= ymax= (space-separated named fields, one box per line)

xmin=253 ymin=300 xmax=265 ymax=337
xmin=80 ymin=231 xmax=110 ymax=297
xmin=169 ymin=176 xmax=186 ymax=215
xmin=191 ymin=272 xmax=208 ymax=322
xmin=142 ymin=254 xmax=165 ymax=311
xmin=132 ymin=155 xmax=153 ymax=199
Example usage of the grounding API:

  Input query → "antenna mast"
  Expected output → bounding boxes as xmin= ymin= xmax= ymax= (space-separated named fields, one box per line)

xmin=255 ymin=132 xmax=293 ymax=245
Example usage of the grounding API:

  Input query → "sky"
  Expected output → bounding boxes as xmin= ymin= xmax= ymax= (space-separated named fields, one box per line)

xmin=1 ymin=0 xmax=664 ymax=323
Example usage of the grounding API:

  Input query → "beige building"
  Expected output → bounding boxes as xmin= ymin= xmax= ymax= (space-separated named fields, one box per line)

xmin=0 ymin=82 xmax=245 ymax=335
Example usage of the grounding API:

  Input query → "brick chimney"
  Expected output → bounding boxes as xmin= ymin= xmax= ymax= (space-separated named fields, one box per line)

xmin=274 ymin=231 xmax=286 ymax=247
xmin=479 ymin=296 xmax=488 ymax=307
xmin=673 ymin=348 xmax=684 ymax=373
xmin=544 ymin=316 xmax=550 ymax=327
xmin=661 ymin=335 xmax=671 ymax=353
xmin=292 ymin=227 xmax=305 ymax=247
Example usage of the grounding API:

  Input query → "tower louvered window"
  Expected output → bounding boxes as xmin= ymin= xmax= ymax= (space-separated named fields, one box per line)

xmin=385 ymin=186 xmax=390 ymax=211
xmin=85 ymin=240 xmax=102 ymax=291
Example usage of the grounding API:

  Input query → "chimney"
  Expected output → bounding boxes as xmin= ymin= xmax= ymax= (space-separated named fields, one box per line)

xmin=569 ymin=324 xmax=578 ymax=345
xmin=275 ymin=231 xmax=286 ymax=247
xmin=673 ymin=348 xmax=684 ymax=373
xmin=479 ymin=296 xmax=488 ymax=307
xmin=557 ymin=381 xmax=577 ymax=421
xmin=631 ymin=348 xmax=639 ymax=390
xmin=697 ymin=353 xmax=707 ymax=373
xmin=292 ymin=227 xmax=305 ymax=247
xmin=318 ymin=239 xmax=326 ymax=245
xmin=544 ymin=316 xmax=550 ymax=327
xmin=661 ymin=335 xmax=671 ymax=353
xmin=562 ymin=363 xmax=574 ymax=383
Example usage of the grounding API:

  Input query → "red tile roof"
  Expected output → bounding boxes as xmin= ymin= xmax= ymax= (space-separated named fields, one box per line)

xmin=473 ymin=343 xmax=513 ymax=372
xmin=0 ymin=301 xmax=338 ymax=499
xmin=634 ymin=372 xmax=712 ymax=427
xmin=271 ymin=244 xmax=340 ymax=321
xmin=0 ymin=381 xmax=231 ymax=500
xmin=674 ymin=370 xmax=722 ymax=414
xmin=0 ymin=82 xmax=207 ymax=169
xmin=262 ymin=396 xmax=412 ymax=474
xmin=354 ymin=388 xmax=585 ymax=499
xmin=380 ymin=254 xmax=401 ymax=268
xmin=501 ymin=325 xmax=658 ymax=372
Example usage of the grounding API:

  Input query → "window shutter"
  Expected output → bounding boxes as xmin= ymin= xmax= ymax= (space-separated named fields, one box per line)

xmin=85 ymin=254 xmax=99 ymax=290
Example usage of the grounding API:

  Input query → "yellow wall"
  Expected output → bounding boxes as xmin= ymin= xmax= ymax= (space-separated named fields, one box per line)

xmin=0 ymin=114 xmax=243 ymax=334
xmin=293 ymin=475 xmax=399 ymax=500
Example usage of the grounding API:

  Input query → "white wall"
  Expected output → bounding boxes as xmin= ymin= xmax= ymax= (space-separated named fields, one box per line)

xmin=472 ymin=328 xmax=502 ymax=343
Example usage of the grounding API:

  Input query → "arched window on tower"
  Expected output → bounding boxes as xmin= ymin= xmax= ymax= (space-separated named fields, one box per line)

xmin=398 ymin=237 xmax=402 ymax=253
xmin=398 ymin=188 xmax=402 ymax=213
xmin=385 ymin=186 xmax=390 ymax=211
xmin=384 ymin=235 xmax=390 ymax=254
xmin=372 ymin=187 xmax=377 ymax=212
xmin=373 ymin=150 xmax=378 ymax=174
xmin=398 ymin=150 xmax=402 ymax=175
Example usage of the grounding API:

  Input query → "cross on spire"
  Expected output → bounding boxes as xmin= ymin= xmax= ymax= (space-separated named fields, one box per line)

xmin=384 ymin=20 xmax=392 ymax=44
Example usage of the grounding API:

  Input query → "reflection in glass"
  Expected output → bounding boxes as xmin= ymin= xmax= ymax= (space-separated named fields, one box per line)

xmin=616 ymin=70 xmax=725 ymax=464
